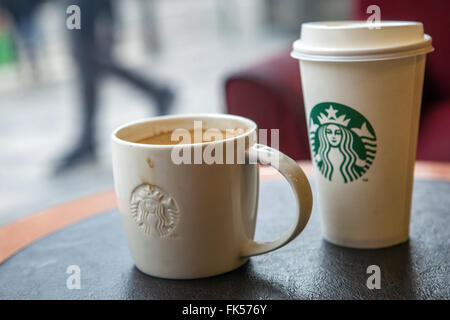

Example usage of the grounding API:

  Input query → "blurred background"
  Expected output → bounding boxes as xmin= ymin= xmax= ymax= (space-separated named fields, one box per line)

xmin=0 ymin=0 xmax=448 ymax=225
xmin=0 ymin=0 xmax=350 ymax=224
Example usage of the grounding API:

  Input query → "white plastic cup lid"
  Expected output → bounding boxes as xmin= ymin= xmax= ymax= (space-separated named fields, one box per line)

xmin=291 ymin=21 xmax=433 ymax=62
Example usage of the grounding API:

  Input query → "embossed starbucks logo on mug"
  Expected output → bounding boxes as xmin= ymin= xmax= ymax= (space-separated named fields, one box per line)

xmin=309 ymin=102 xmax=377 ymax=183
xmin=130 ymin=184 xmax=180 ymax=237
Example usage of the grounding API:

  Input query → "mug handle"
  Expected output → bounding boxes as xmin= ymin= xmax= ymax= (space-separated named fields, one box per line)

xmin=241 ymin=144 xmax=313 ymax=257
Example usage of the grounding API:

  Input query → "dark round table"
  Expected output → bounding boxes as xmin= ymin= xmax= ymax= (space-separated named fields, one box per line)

xmin=0 ymin=161 xmax=449 ymax=299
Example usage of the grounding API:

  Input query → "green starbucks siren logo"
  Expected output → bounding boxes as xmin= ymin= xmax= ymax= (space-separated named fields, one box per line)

xmin=309 ymin=102 xmax=377 ymax=183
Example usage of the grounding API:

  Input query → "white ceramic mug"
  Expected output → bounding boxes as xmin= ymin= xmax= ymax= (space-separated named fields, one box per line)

xmin=111 ymin=114 xmax=313 ymax=279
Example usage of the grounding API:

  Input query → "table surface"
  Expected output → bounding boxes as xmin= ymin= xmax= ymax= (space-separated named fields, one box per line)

xmin=0 ymin=161 xmax=449 ymax=299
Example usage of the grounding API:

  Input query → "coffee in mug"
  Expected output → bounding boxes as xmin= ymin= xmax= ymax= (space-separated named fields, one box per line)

xmin=136 ymin=128 xmax=245 ymax=145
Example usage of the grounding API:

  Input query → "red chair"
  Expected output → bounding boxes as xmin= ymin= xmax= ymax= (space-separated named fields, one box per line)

xmin=225 ymin=0 xmax=450 ymax=161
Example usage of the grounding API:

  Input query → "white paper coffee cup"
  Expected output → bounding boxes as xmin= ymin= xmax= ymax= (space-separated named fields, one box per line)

xmin=291 ymin=21 xmax=433 ymax=248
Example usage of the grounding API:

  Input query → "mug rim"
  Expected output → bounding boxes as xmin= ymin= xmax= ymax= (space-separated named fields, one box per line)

xmin=111 ymin=113 xmax=258 ymax=149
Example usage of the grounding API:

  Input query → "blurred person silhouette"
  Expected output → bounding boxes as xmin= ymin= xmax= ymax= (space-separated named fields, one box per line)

xmin=0 ymin=0 xmax=44 ymax=80
xmin=56 ymin=0 xmax=174 ymax=173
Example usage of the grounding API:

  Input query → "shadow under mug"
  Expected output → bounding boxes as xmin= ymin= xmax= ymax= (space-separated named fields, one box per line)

xmin=111 ymin=114 xmax=313 ymax=279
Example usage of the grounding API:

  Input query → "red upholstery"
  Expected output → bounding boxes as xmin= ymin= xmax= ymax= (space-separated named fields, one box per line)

xmin=225 ymin=0 xmax=450 ymax=161
xmin=225 ymin=52 xmax=309 ymax=160
xmin=417 ymin=99 xmax=450 ymax=160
